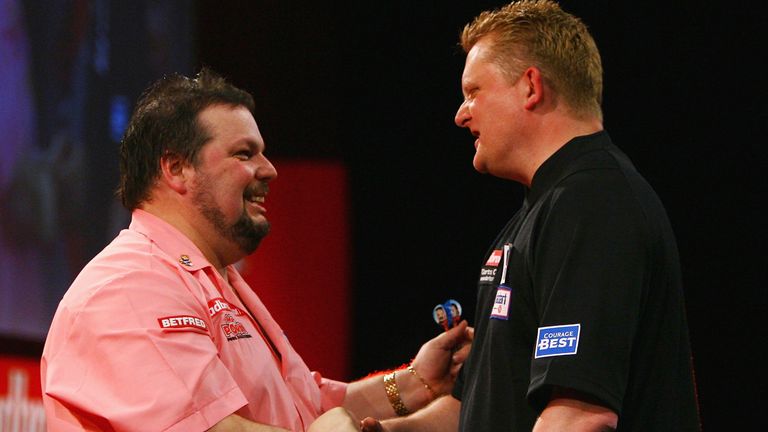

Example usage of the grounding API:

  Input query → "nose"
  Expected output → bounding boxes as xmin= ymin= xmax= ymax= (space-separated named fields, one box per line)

xmin=455 ymin=100 xmax=471 ymax=128
xmin=255 ymin=154 xmax=278 ymax=182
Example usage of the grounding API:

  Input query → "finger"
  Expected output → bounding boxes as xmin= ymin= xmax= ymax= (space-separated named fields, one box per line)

xmin=452 ymin=342 xmax=473 ymax=364
xmin=451 ymin=361 xmax=465 ymax=377
xmin=439 ymin=320 xmax=469 ymax=347
xmin=360 ymin=417 xmax=384 ymax=432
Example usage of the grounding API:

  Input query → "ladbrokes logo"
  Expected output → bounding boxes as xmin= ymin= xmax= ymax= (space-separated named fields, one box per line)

xmin=208 ymin=298 xmax=246 ymax=318
xmin=208 ymin=298 xmax=232 ymax=317
xmin=207 ymin=298 xmax=252 ymax=341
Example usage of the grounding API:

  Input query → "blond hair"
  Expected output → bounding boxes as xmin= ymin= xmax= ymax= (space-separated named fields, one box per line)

xmin=460 ymin=0 xmax=603 ymax=120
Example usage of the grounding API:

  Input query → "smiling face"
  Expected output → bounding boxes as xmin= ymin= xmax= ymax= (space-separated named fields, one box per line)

xmin=455 ymin=37 xmax=528 ymax=182
xmin=188 ymin=104 xmax=277 ymax=263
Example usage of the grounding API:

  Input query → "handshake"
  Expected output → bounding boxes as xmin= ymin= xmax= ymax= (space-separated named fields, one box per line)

xmin=307 ymin=301 xmax=472 ymax=432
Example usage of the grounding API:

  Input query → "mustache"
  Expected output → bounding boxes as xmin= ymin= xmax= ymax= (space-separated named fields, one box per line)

xmin=244 ymin=182 xmax=269 ymax=199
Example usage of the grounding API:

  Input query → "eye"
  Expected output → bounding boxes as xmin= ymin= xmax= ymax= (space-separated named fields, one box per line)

xmin=462 ymin=87 xmax=478 ymax=102
xmin=234 ymin=149 xmax=252 ymax=160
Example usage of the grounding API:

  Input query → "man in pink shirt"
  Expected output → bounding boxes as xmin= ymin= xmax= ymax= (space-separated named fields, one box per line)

xmin=41 ymin=69 xmax=472 ymax=431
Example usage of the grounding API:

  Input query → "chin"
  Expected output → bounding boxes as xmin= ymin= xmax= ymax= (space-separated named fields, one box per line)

xmin=472 ymin=159 xmax=488 ymax=174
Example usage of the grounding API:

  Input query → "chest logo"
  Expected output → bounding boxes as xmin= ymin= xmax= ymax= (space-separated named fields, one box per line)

xmin=535 ymin=324 xmax=580 ymax=358
xmin=485 ymin=249 xmax=502 ymax=267
xmin=221 ymin=313 xmax=253 ymax=341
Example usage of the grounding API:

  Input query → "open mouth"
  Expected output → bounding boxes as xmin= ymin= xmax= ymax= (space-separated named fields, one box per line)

xmin=244 ymin=191 xmax=267 ymax=216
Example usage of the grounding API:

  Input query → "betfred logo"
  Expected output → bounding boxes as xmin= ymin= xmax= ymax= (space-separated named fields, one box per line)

xmin=158 ymin=315 xmax=208 ymax=332
xmin=485 ymin=250 xmax=503 ymax=267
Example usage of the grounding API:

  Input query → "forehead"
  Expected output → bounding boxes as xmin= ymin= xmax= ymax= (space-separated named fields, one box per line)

xmin=462 ymin=39 xmax=500 ymax=85
xmin=198 ymin=104 xmax=264 ymax=149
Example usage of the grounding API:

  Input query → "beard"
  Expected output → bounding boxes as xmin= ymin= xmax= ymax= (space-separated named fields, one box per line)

xmin=192 ymin=176 xmax=270 ymax=256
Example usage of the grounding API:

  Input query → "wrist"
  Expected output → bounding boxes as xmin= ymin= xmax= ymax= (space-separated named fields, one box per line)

xmin=383 ymin=370 xmax=410 ymax=416
xmin=397 ymin=365 xmax=435 ymax=412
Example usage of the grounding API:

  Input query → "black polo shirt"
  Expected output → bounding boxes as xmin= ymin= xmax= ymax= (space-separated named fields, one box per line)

xmin=454 ymin=131 xmax=700 ymax=431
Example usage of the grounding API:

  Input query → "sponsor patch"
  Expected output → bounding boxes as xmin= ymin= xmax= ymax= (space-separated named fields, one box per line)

xmin=208 ymin=298 xmax=248 ymax=317
xmin=220 ymin=313 xmax=253 ymax=341
xmin=158 ymin=315 xmax=208 ymax=333
xmin=535 ymin=324 xmax=580 ymax=358
xmin=479 ymin=268 xmax=497 ymax=283
xmin=208 ymin=298 xmax=233 ymax=317
xmin=490 ymin=286 xmax=512 ymax=320
xmin=485 ymin=249 xmax=503 ymax=267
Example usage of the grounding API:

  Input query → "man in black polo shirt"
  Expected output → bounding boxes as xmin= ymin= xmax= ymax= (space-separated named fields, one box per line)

xmin=362 ymin=1 xmax=700 ymax=431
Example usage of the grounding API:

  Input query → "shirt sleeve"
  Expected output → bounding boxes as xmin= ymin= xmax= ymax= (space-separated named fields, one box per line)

xmin=311 ymin=371 xmax=348 ymax=412
xmin=43 ymin=267 xmax=248 ymax=431
xmin=527 ymin=172 xmax=649 ymax=414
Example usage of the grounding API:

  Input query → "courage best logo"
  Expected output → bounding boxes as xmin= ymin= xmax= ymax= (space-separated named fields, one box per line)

xmin=534 ymin=324 xmax=580 ymax=359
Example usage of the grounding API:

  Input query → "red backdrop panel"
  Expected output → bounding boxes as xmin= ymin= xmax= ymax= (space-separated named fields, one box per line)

xmin=240 ymin=160 xmax=351 ymax=381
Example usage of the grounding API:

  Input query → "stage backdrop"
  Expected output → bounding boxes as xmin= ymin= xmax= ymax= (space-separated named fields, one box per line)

xmin=240 ymin=160 xmax=351 ymax=382
xmin=0 ymin=0 xmax=193 ymax=342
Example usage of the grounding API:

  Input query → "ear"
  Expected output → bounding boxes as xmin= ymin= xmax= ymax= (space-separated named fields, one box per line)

xmin=158 ymin=152 xmax=190 ymax=195
xmin=521 ymin=66 xmax=544 ymax=110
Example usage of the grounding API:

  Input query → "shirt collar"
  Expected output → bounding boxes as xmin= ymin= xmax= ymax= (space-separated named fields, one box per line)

xmin=129 ymin=209 xmax=212 ymax=272
xmin=525 ymin=130 xmax=612 ymax=205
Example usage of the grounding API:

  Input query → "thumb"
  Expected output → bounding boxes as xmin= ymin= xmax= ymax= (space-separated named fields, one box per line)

xmin=360 ymin=417 xmax=384 ymax=432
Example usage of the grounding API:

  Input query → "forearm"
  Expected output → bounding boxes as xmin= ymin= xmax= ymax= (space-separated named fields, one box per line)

xmin=375 ymin=395 xmax=460 ymax=432
xmin=533 ymin=393 xmax=617 ymax=432
xmin=343 ymin=367 xmax=434 ymax=420
xmin=206 ymin=413 xmax=290 ymax=432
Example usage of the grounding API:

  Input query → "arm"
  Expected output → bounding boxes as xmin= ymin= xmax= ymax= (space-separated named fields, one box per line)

xmin=361 ymin=395 xmax=461 ymax=432
xmin=207 ymin=414 xmax=289 ymax=431
xmin=343 ymin=321 xmax=472 ymax=420
xmin=533 ymin=389 xmax=618 ymax=432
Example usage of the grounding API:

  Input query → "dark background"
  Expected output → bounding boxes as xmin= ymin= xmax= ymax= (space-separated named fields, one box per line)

xmin=196 ymin=1 xmax=765 ymax=429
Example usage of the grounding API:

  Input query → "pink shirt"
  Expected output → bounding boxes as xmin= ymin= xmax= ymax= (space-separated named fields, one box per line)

xmin=41 ymin=210 xmax=346 ymax=431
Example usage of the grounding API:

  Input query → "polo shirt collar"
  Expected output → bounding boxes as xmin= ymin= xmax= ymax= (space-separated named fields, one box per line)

xmin=129 ymin=209 xmax=212 ymax=272
xmin=525 ymin=130 xmax=612 ymax=206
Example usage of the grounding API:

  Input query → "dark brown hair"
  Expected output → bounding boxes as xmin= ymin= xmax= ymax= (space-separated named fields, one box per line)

xmin=117 ymin=68 xmax=255 ymax=210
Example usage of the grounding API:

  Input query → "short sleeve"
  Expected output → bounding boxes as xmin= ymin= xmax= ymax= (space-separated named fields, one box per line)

xmin=311 ymin=371 xmax=348 ymax=412
xmin=42 ymin=268 xmax=248 ymax=431
xmin=527 ymin=173 xmax=649 ymax=413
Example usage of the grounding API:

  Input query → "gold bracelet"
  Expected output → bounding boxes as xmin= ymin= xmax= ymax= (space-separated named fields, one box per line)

xmin=407 ymin=364 xmax=437 ymax=400
xmin=383 ymin=371 xmax=410 ymax=416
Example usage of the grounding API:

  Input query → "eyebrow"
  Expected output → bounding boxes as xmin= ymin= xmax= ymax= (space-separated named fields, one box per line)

xmin=461 ymin=78 xmax=477 ymax=97
xmin=240 ymin=136 xmax=265 ymax=150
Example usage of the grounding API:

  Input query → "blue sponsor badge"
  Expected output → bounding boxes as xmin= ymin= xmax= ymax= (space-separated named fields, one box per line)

xmin=534 ymin=324 xmax=580 ymax=359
